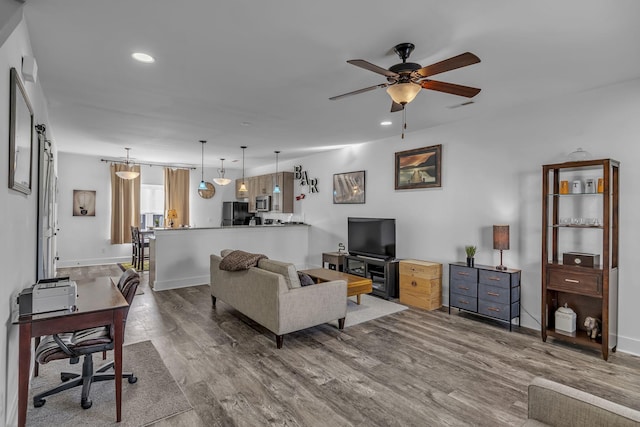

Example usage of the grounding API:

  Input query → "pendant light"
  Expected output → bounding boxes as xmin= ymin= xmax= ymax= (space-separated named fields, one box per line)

xmin=273 ymin=150 xmax=281 ymax=193
xmin=213 ymin=158 xmax=231 ymax=186
xmin=115 ymin=147 xmax=140 ymax=180
xmin=198 ymin=140 xmax=208 ymax=191
xmin=239 ymin=146 xmax=248 ymax=193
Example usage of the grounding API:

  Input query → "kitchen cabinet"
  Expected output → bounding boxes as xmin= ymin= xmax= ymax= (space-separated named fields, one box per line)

xmin=236 ymin=172 xmax=294 ymax=213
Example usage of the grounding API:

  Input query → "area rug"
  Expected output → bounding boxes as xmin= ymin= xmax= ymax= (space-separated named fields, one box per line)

xmin=117 ymin=261 xmax=149 ymax=272
xmin=332 ymin=294 xmax=408 ymax=328
xmin=27 ymin=340 xmax=192 ymax=426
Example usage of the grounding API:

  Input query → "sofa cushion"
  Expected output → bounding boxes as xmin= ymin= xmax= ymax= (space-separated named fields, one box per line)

xmin=220 ymin=249 xmax=235 ymax=257
xmin=219 ymin=250 xmax=268 ymax=271
xmin=258 ymin=259 xmax=301 ymax=289
xmin=297 ymin=271 xmax=315 ymax=287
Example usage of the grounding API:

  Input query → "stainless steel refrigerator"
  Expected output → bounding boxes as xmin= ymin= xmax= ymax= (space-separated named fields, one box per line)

xmin=222 ymin=201 xmax=249 ymax=226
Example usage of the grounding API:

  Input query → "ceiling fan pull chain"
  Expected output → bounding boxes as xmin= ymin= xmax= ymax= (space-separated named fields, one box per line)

xmin=401 ymin=106 xmax=406 ymax=139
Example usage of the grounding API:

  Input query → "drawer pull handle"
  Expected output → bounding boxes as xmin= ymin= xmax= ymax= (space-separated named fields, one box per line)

xmin=459 ymin=299 xmax=469 ymax=304
xmin=488 ymin=307 xmax=500 ymax=312
xmin=458 ymin=286 xmax=470 ymax=290
xmin=457 ymin=272 xmax=470 ymax=276
xmin=487 ymin=292 xmax=500 ymax=297
xmin=488 ymin=276 xmax=501 ymax=281
xmin=411 ymin=280 xmax=417 ymax=287
xmin=564 ymin=279 xmax=580 ymax=283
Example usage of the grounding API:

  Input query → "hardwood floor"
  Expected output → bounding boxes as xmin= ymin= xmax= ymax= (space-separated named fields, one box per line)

xmin=56 ymin=265 xmax=640 ymax=426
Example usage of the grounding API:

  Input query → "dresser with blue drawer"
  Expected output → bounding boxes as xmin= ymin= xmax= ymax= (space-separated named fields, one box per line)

xmin=449 ymin=262 xmax=521 ymax=330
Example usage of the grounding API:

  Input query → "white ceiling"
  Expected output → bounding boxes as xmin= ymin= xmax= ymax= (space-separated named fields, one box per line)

xmin=22 ymin=0 xmax=640 ymax=169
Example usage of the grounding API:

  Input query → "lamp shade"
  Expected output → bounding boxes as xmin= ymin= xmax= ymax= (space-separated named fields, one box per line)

xmin=198 ymin=180 xmax=208 ymax=190
xmin=493 ymin=225 xmax=510 ymax=250
xmin=214 ymin=158 xmax=231 ymax=186
xmin=386 ymin=82 xmax=421 ymax=105
xmin=115 ymin=147 xmax=140 ymax=179
xmin=115 ymin=168 xmax=140 ymax=180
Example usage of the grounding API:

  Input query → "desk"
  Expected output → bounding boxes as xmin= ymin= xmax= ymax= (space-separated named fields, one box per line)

xmin=13 ymin=277 xmax=129 ymax=427
xmin=300 ymin=268 xmax=372 ymax=305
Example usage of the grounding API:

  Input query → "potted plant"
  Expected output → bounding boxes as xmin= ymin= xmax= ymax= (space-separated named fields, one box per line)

xmin=465 ymin=245 xmax=477 ymax=267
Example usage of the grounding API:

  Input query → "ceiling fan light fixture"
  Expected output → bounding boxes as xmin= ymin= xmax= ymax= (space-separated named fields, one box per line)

xmin=386 ymin=82 xmax=421 ymax=105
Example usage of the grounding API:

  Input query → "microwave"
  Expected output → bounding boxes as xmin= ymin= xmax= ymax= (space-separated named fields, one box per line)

xmin=255 ymin=195 xmax=271 ymax=212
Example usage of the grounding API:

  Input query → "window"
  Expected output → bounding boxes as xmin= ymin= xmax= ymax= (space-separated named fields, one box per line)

xmin=140 ymin=184 xmax=164 ymax=228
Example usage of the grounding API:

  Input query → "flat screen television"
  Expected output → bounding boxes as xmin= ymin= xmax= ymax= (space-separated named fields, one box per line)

xmin=347 ymin=217 xmax=396 ymax=260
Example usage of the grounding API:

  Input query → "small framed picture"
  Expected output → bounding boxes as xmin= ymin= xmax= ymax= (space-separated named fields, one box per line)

xmin=73 ymin=190 xmax=96 ymax=216
xmin=395 ymin=144 xmax=442 ymax=190
xmin=333 ymin=170 xmax=365 ymax=204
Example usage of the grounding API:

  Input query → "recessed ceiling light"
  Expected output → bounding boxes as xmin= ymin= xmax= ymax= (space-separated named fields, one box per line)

xmin=131 ymin=52 xmax=155 ymax=63
xmin=380 ymin=121 xmax=392 ymax=126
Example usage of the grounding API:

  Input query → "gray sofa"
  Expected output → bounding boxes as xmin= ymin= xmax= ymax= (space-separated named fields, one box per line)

xmin=210 ymin=252 xmax=347 ymax=348
xmin=526 ymin=377 xmax=640 ymax=426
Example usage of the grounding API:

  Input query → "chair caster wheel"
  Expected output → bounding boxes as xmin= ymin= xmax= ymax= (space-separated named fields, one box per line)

xmin=61 ymin=373 xmax=73 ymax=382
xmin=128 ymin=376 xmax=138 ymax=384
xmin=81 ymin=398 xmax=92 ymax=409
xmin=33 ymin=399 xmax=46 ymax=408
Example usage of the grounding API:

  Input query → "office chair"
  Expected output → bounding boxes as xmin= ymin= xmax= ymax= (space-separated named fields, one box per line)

xmin=33 ymin=269 xmax=140 ymax=410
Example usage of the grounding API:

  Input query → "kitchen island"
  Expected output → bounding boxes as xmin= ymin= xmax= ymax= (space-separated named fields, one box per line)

xmin=149 ymin=224 xmax=310 ymax=291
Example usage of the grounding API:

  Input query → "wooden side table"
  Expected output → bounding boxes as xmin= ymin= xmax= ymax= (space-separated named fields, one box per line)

xmin=399 ymin=259 xmax=443 ymax=310
xmin=322 ymin=251 xmax=347 ymax=271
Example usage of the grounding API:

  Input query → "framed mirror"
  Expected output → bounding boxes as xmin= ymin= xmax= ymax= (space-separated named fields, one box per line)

xmin=9 ymin=67 xmax=34 ymax=195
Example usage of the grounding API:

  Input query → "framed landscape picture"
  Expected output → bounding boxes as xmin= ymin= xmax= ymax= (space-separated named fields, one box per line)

xmin=395 ymin=144 xmax=442 ymax=190
xmin=333 ymin=170 xmax=365 ymax=204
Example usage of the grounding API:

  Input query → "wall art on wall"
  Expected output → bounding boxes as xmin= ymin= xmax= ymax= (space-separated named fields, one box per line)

xmin=395 ymin=144 xmax=442 ymax=190
xmin=9 ymin=67 xmax=34 ymax=195
xmin=333 ymin=170 xmax=365 ymax=204
xmin=73 ymin=190 xmax=96 ymax=216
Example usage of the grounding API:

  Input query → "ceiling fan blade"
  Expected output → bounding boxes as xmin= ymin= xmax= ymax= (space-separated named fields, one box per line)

xmin=390 ymin=101 xmax=404 ymax=112
xmin=347 ymin=59 xmax=399 ymax=78
xmin=329 ymin=83 xmax=388 ymax=101
xmin=416 ymin=52 xmax=480 ymax=78
xmin=420 ymin=80 xmax=481 ymax=98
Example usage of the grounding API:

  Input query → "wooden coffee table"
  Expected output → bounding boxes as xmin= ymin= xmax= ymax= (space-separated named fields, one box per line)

xmin=300 ymin=268 xmax=373 ymax=305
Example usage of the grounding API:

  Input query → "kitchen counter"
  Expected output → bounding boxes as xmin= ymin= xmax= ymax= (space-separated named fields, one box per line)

xmin=149 ymin=224 xmax=310 ymax=291
xmin=152 ymin=223 xmax=308 ymax=231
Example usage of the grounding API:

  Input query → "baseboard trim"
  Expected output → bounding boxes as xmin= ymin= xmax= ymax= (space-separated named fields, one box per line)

xmin=152 ymin=275 xmax=208 ymax=291
xmin=57 ymin=257 xmax=128 ymax=268
xmin=617 ymin=334 xmax=640 ymax=357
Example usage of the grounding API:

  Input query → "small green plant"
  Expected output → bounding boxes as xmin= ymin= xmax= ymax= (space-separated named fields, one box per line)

xmin=465 ymin=245 xmax=477 ymax=258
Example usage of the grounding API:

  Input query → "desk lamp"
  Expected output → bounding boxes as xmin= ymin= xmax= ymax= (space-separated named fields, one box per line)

xmin=493 ymin=225 xmax=509 ymax=270
xmin=167 ymin=209 xmax=178 ymax=228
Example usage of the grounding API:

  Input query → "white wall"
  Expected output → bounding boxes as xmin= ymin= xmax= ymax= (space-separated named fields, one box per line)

xmin=56 ymin=154 xmax=242 ymax=267
xmin=32 ymin=48 xmax=640 ymax=364
xmin=1 ymin=13 xmax=55 ymax=427
xmin=279 ymin=78 xmax=640 ymax=356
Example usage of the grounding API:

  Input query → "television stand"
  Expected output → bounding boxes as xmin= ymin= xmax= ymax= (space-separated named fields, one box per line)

xmin=344 ymin=255 xmax=399 ymax=299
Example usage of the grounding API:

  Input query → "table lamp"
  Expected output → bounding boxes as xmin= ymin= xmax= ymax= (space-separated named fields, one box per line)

xmin=167 ymin=209 xmax=178 ymax=228
xmin=493 ymin=225 xmax=509 ymax=270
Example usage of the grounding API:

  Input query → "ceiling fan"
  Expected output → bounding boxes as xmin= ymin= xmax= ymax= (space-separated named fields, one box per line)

xmin=330 ymin=43 xmax=481 ymax=112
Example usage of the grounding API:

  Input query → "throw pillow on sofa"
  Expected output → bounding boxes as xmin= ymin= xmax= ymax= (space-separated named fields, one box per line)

xmin=219 ymin=250 xmax=268 ymax=271
xmin=297 ymin=272 xmax=316 ymax=287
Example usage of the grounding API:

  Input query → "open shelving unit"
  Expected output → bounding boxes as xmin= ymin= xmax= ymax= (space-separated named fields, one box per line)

xmin=541 ymin=158 xmax=619 ymax=360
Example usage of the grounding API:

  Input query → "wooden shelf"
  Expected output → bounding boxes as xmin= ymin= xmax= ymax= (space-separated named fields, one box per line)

xmin=546 ymin=328 xmax=602 ymax=350
xmin=541 ymin=158 xmax=619 ymax=361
